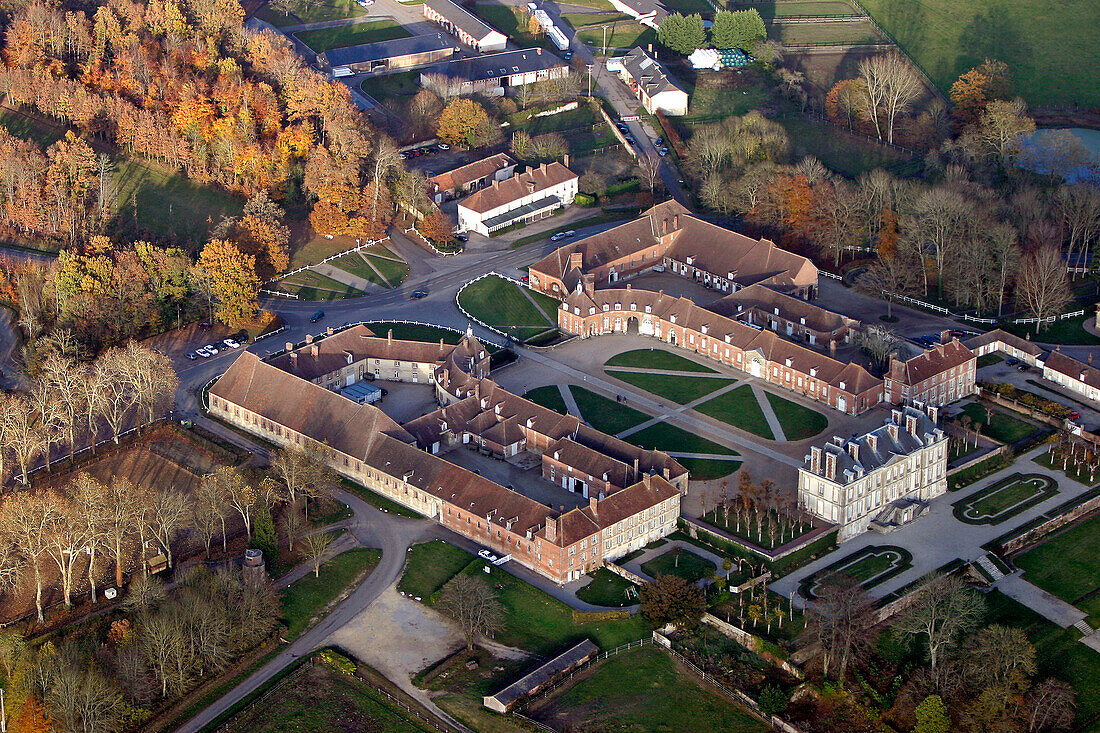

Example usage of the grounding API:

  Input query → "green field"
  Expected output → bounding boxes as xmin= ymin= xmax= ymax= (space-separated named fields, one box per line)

xmin=977 ymin=354 xmax=1004 ymax=368
xmin=364 ymin=253 xmax=409 ymax=286
xmin=959 ymin=403 xmax=1038 ymax=444
xmin=641 ymin=548 xmax=717 ymax=583
xmin=328 ymin=252 xmax=389 ymax=287
xmin=781 ymin=116 xmax=921 ymax=178
xmin=255 ymin=0 xmax=369 ymax=27
xmin=695 ymin=385 xmax=775 ymax=439
xmin=281 ymin=548 xmax=381 ymax=640
xmin=626 ymin=422 xmax=738 ymax=457
xmin=952 ymin=473 xmax=1058 ymax=525
xmin=1002 ymin=311 xmax=1100 ymax=345
xmin=280 ymin=269 xmax=364 ymax=300
xmin=524 ymin=385 xmax=570 ymax=414
xmin=561 ymin=11 xmax=633 ymax=27
xmin=531 ymin=647 xmax=768 ymax=733
xmin=661 ymin=0 xmax=713 ymax=12
xmin=605 ymin=348 xmax=718 ymax=373
xmin=576 ymin=22 xmax=656 ymax=50
xmin=608 ymin=370 xmax=732 ymax=404
xmin=459 ymin=275 xmax=557 ymax=339
xmin=859 ymin=0 xmax=1099 ymax=108
xmin=472 ymin=3 xmax=555 ymax=49
xmin=362 ymin=321 xmax=467 ymax=346
xmin=569 ymin=386 xmax=650 ymax=434
xmin=682 ymin=83 xmax=771 ymax=124
xmin=764 ymin=391 xmax=829 ymax=440
xmin=295 ymin=20 xmax=411 ymax=52
xmin=729 ymin=0 xmax=860 ymax=18
xmin=575 ymin=568 xmax=639 ymax=607
xmin=772 ymin=19 xmax=884 ymax=45
xmin=800 ymin=545 xmax=912 ymax=598
xmin=676 ymin=457 xmax=743 ymax=480
xmin=360 ymin=69 xmax=422 ymax=108
xmin=226 ymin=662 xmax=436 ymax=733
xmin=398 ymin=540 xmax=476 ymax=600
xmin=1015 ymin=513 xmax=1100 ymax=607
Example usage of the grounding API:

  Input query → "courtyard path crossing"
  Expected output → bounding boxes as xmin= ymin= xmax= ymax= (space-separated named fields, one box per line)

xmin=751 ymin=384 xmax=788 ymax=442
xmin=994 ymin=574 xmax=1087 ymax=628
xmin=558 ymin=383 xmax=583 ymax=418
xmin=604 ymin=366 xmax=733 ymax=379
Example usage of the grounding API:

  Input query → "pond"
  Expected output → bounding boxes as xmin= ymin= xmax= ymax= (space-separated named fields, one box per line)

xmin=1021 ymin=127 xmax=1100 ymax=183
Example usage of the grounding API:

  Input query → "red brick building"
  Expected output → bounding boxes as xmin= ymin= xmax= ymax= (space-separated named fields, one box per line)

xmin=885 ymin=335 xmax=977 ymax=406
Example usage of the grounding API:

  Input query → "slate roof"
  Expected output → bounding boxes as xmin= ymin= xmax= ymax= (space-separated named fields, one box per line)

xmin=425 ymin=0 xmax=498 ymax=40
xmin=622 ymin=47 xmax=686 ymax=98
xmin=422 ymin=47 xmax=567 ymax=83
xmin=810 ymin=405 xmax=943 ymax=485
xmin=711 ymin=283 xmax=854 ymax=334
xmin=558 ymin=474 xmax=679 ymax=545
xmin=320 ymin=33 xmax=453 ymax=68
xmin=1044 ymin=350 xmax=1100 ymax=391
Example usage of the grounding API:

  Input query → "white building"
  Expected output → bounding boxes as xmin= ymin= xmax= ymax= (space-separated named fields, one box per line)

xmin=423 ymin=0 xmax=507 ymax=52
xmin=798 ymin=404 xmax=948 ymax=541
xmin=458 ymin=162 xmax=578 ymax=236
xmin=1043 ymin=351 xmax=1100 ymax=403
xmin=618 ymin=47 xmax=688 ymax=116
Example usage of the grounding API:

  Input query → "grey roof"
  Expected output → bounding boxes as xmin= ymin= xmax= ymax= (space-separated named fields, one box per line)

xmin=485 ymin=640 xmax=598 ymax=710
xmin=809 ymin=405 xmax=943 ymax=485
xmin=320 ymin=33 xmax=454 ymax=68
xmin=425 ymin=0 xmax=499 ymax=41
xmin=340 ymin=381 xmax=382 ymax=402
xmin=421 ymin=47 xmax=567 ymax=83
xmin=622 ymin=47 xmax=686 ymax=98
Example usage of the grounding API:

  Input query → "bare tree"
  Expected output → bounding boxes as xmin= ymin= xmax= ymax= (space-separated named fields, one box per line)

xmin=29 ymin=377 xmax=64 ymax=473
xmin=302 ymin=530 xmax=335 ymax=577
xmin=146 ymin=487 xmax=191 ymax=570
xmin=858 ymin=255 xmax=917 ymax=318
xmin=987 ymin=223 xmax=1021 ymax=317
xmin=3 ymin=393 xmax=46 ymax=484
xmin=282 ymin=504 xmax=307 ymax=553
xmin=94 ymin=348 xmax=136 ymax=443
xmin=436 ymin=574 xmax=504 ymax=650
xmin=965 ymin=624 xmax=1036 ymax=705
xmin=44 ymin=355 xmax=89 ymax=461
xmin=70 ymin=473 xmax=110 ymax=603
xmin=894 ymin=573 xmax=985 ymax=674
xmin=141 ymin=607 xmax=186 ymax=697
xmin=1016 ymin=244 xmax=1072 ymax=331
xmin=43 ymin=489 xmax=89 ymax=607
xmin=269 ymin=446 xmax=334 ymax=512
xmin=102 ymin=476 xmax=141 ymax=589
xmin=194 ymin=472 xmax=230 ymax=557
xmin=118 ymin=342 xmax=178 ymax=423
xmin=856 ymin=324 xmax=899 ymax=368
xmin=1027 ymin=678 xmax=1076 ymax=732
xmin=800 ymin=574 xmax=876 ymax=685
xmin=639 ymin=155 xmax=662 ymax=195
xmin=0 ymin=491 xmax=56 ymax=621
xmin=40 ymin=651 xmax=127 ymax=733
xmin=0 ymin=531 xmax=19 ymax=595
xmin=859 ymin=52 xmax=921 ymax=144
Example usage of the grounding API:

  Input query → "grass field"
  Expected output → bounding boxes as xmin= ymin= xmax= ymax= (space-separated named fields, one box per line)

xmin=569 ymin=386 xmax=649 ymax=434
xmin=952 ymin=473 xmax=1058 ymax=525
xmin=398 ymin=540 xmax=475 ymax=600
xmin=473 ymin=3 xmax=556 ymax=49
xmin=661 ymin=0 xmax=713 ymax=12
xmin=280 ymin=269 xmax=364 ymax=300
xmin=575 ymin=568 xmax=639 ymax=607
xmin=295 ymin=20 xmax=411 ymax=52
xmin=1001 ymin=311 xmax=1100 ymax=345
xmin=676 ymin=457 xmax=743 ymax=480
xmin=360 ymin=69 xmax=421 ymax=108
xmin=729 ymin=0 xmax=859 ymax=18
xmin=254 ymin=0 xmax=369 ymax=27
xmin=626 ymin=422 xmax=738 ymax=457
xmin=362 ymin=321 xmax=466 ymax=345
xmin=1015 ymin=513 xmax=1100 ymax=607
xmin=523 ymin=385 xmax=569 ymax=414
xmin=561 ymin=11 xmax=633 ymax=28
xmin=764 ymin=391 xmax=829 ymax=440
xmin=977 ymin=354 xmax=1004 ymax=368
xmin=459 ymin=275 xmax=556 ymax=338
xmin=859 ymin=0 xmax=1099 ymax=108
xmin=576 ymin=22 xmax=656 ymax=50
xmin=530 ymin=646 xmax=768 ymax=732
xmin=682 ymin=82 xmax=771 ymax=124
xmin=959 ymin=403 xmax=1038 ymax=444
xmin=329 ymin=252 xmax=389 ymax=287
xmin=605 ymin=348 xmax=717 ymax=373
xmin=281 ymin=548 xmax=381 ymax=640
xmin=364 ymin=253 xmax=409 ymax=286
xmin=800 ymin=545 xmax=912 ymax=598
xmin=226 ymin=662 xmax=436 ymax=733
xmin=695 ymin=385 xmax=774 ymax=439
xmin=781 ymin=116 xmax=921 ymax=177
xmin=772 ymin=19 xmax=884 ymax=45
xmin=608 ymin=370 xmax=732 ymax=404
xmin=641 ymin=548 xmax=716 ymax=583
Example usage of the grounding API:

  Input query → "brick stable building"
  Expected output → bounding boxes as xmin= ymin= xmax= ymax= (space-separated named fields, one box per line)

xmin=885 ymin=335 xmax=977 ymax=407
xmin=557 ymin=284 xmax=883 ymax=415
xmin=209 ymin=326 xmax=682 ymax=584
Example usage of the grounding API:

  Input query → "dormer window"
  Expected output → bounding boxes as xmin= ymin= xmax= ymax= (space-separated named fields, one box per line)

xmin=573 ymin=307 xmax=580 ymax=315
xmin=701 ymin=325 xmax=708 ymax=334
xmin=785 ymin=358 xmax=792 ymax=367
xmin=630 ymin=303 xmax=637 ymax=311
xmin=774 ymin=307 xmax=780 ymax=315
xmin=645 ymin=305 xmax=651 ymax=313
xmin=614 ymin=303 xmax=621 ymax=310
xmin=724 ymin=335 xmax=731 ymax=343
xmin=561 ymin=302 xmax=568 ymax=310
xmin=810 ymin=367 xmax=817 ymax=377
xmin=800 ymin=317 xmax=806 ymax=325
xmin=839 ymin=381 xmax=847 ymax=390
xmin=670 ymin=315 xmax=677 ymax=324
xmin=589 ymin=307 xmax=596 ymax=315
xmin=602 ymin=304 xmax=609 ymax=311
xmin=686 ymin=256 xmax=694 ymax=265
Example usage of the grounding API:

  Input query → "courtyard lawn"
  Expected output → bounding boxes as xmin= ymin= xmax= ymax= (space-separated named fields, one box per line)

xmin=676 ymin=457 xmax=743 ymax=481
xmin=977 ymin=354 xmax=1004 ymax=368
xmin=682 ymin=83 xmax=771 ymax=124
xmin=458 ymin=275 xmax=556 ymax=337
xmin=295 ymin=20 xmax=411 ymax=53
xmin=363 ymin=253 xmax=409 ymax=286
xmin=1015 ymin=513 xmax=1100 ymax=605
xmin=800 ymin=545 xmax=912 ymax=598
xmin=398 ymin=540 xmax=476 ymax=600
xmin=608 ymin=370 xmax=732 ymax=404
xmin=328 ymin=252 xmax=389 ymax=287
xmin=575 ymin=568 xmax=639 ymax=607
xmin=225 ymin=662 xmax=436 ymax=733
xmin=576 ymin=22 xmax=655 ymax=50
xmin=660 ymin=0 xmax=712 ymax=12
xmin=626 ymin=422 xmax=738 ymax=457
xmin=960 ymin=402 xmax=1039 ymax=445
xmin=472 ymin=3 xmax=555 ymax=49
xmin=641 ymin=548 xmax=717 ymax=583
xmin=859 ymin=0 xmax=1099 ymax=108
xmin=360 ymin=70 xmax=421 ymax=108
xmin=569 ymin=386 xmax=650 ymax=434
xmin=764 ymin=391 xmax=828 ymax=440
xmin=951 ymin=473 xmax=1058 ymax=525
xmin=523 ymin=385 xmax=569 ymax=415
xmin=281 ymin=548 xmax=381 ymax=640
xmin=254 ymin=0 xmax=369 ymax=27
xmin=361 ymin=321 xmax=476 ymax=346
xmin=530 ymin=646 xmax=768 ymax=733
xmin=695 ymin=385 xmax=774 ymax=440
xmin=561 ymin=12 xmax=633 ymax=28
xmin=605 ymin=348 xmax=717 ymax=373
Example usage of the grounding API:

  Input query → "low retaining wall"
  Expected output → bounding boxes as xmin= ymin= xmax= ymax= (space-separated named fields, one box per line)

xmin=603 ymin=561 xmax=646 ymax=586
xmin=947 ymin=444 xmax=1010 ymax=477
xmin=681 ymin=517 xmax=836 ymax=564
xmin=1001 ymin=492 xmax=1100 ymax=555
xmin=700 ymin=614 xmax=803 ymax=679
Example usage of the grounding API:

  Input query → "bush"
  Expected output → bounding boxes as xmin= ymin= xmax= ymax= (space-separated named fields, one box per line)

xmin=979 ymin=381 xmax=1073 ymax=420
xmin=574 ymin=193 xmax=596 ymax=206
xmin=252 ymin=505 xmax=278 ymax=561
xmin=317 ymin=648 xmax=357 ymax=674
xmin=758 ymin=684 xmax=790 ymax=717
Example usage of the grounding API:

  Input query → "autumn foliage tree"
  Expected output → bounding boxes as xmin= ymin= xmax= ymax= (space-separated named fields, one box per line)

xmin=418 ymin=208 xmax=455 ymax=244
xmin=195 ymin=239 xmax=259 ymax=327
xmin=436 ymin=99 xmax=497 ymax=149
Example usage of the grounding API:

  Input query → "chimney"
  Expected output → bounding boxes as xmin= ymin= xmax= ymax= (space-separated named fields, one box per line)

xmin=927 ymin=405 xmax=938 ymax=424
xmin=305 ymin=334 xmax=313 ymax=344
xmin=810 ymin=446 xmax=822 ymax=473
xmin=589 ymin=495 xmax=598 ymax=516
xmin=888 ymin=422 xmax=899 ymax=442
xmin=906 ymin=414 xmax=918 ymax=436
xmin=563 ymin=153 xmax=570 ymax=168
xmin=285 ymin=341 xmax=294 ymax=351
xmin=847 ymin=441 xmax=859 ymax=463
xmin=673 ymin=214 xmax=679 ymax=229
xmin=537 ymin=47 xmax=542 ymax=54
xmin=867 ymin=434 xmax=878 ymax=452
xmin=545 ymin=516 xmax=556 ymax=542
xmin=290 ymin=352 xmax=298 ymax=368
xmin=825 ymin=452 xmax=837 ymax=481
xmin=327 ymin=326 xmax=334 ymax=336
xmin=440 ymin=338 xmax=445 ymax=353
xmin=940 ymin=330 xmax=951 ymax=344
xmin=388 ymin=328 xmax=393 ymax=344
xmin=569 ymin=252 xmax=583 ymax=269
xmin=889 ymin=355 xmax=904 ymax=380
xmin=647 ymin=43 xmax=653 ymax=54
xmin=662 ymin=218 xmax=668 ymax=234
xmin=527 ymin=180 xmax=536 ymax=193
xmin=310 ymin=344 xmax=319 ymax=359
xmin=633 ymin=456 xmax=639 ymax=478
xmin=583 ymin=273 xmax=595 ymax=296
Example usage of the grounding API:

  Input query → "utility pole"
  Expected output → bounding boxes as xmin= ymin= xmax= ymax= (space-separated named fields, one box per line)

xmin=586 ymin=64 xmax=593 ymax=96
xmin=602 ymin=25 xmax=607 ymax=56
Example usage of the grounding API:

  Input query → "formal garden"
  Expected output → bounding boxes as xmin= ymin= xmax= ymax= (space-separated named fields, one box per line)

xmin=640 ymin=548 xmax=717 ymax=584
xmin=951 ymin=473 xmax=1059 ymax=525
xmin=799 ymin=545 xmax=913 ymax=599
xmin=1015 ymin=512 xmax=1100 ymax=624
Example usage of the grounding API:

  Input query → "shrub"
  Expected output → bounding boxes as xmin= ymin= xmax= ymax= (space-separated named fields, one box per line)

xmin=317 ymin=648 xmax=357 ymax=674
xmin=574 ymin=193 xmax=596 ymax=206
xmin=758 ymin=684 xmax=790 ymax=717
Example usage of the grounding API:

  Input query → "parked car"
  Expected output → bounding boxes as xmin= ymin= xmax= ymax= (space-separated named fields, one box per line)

xmin=411 ymin=289 xmax=429 ymax=299
xmin=185 ymin=351 xmax=199 ymax=360
xmin=455 ymin=232 xmax=469 ymax=242
xmin=652 ymin=265 xmax=666 ymax=273
xmin=1017 ymin=365 xmax=1029 ymax=372
xmin=624 ymin=135 xmax=636 ymax=144
xmin=478 ymin=549 xmax=499 ymax=562
xmin=310 ymin=310 xmax=325 ymax=323
xmin=204 ymin=344 xmax=220 ymax=355
xmin=199 ymin=321 xmax=212 ymax=330
xmin=562 ymin=230 xmax=576 ymax=238
xmin=1006 ymin=358 xmax=1019 ymax=366
xmin=1070 ymin=410 xmax=1082 ymax=420
xmin=437 ymin=143 xmax=450 ymax=151
xmin=562 ymin=50 xmax=572 ymax=60
xmin=196 ymin=347 xmax=212 ymax=358
xmin=654 ymin=136 xmax=664 ymax=147
xmin=658 ymin=147 xmax=669 ymax=156
xmin=520 ymin=275 xmax=529 ymax=283
xmin=550 ymin=231 xmax=568 ymax=241
xmin=223 ymin=338 xmax=241 ymax=349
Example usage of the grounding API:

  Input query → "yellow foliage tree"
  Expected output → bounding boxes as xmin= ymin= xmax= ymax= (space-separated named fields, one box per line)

xmin=196 ymin=239 xmax=259 ymax=327
xmin=436 ymin=99 xmax=493 ymax=148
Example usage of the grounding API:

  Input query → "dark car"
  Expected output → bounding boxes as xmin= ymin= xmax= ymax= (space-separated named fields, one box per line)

xmin=654 ymin=136 xmax=664 ymax=147
xmin=309 ymin=310 xmax=325 ymax=323
xmin=455 ymin=233 xmax=469 ymax=242
xmin=1017 ymin=365 xmax=1028 ymax=372
xmin=1006 ymin=358 xmax=1019 ymax=366
xmin=199 ymin=321 xmax=212 ymax=330
xmin=411 ymin=289 xmax=429 ymax=299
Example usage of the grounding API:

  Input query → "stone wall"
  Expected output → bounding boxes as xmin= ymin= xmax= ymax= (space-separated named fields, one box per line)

xmin=1001 ymin=494 xmax=1100 ymax=555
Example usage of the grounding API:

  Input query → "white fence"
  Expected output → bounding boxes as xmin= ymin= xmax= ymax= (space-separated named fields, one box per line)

xmin=883 ymin=291 xmax=1086 ymax=325
xmin=266 ymin=237 xmax=389 ymax=284
xmin=455 ymin=273 xmax=558 ymax=342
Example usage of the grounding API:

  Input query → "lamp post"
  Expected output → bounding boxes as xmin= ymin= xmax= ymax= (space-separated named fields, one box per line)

xmin=586 ymin=64 xmax=593 ymax=96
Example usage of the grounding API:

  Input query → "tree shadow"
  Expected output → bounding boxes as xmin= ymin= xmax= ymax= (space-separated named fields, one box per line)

xmin=874 ymin=0 xmax=925 ymax=51
xmin=954 ymin=6 xmax=1031 ymax=89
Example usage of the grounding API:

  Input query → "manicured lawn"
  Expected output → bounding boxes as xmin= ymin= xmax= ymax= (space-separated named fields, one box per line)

xmin=225 ymin=662 xmax=436 ymax=733
xmin=281 ymin=548 xmax=381 ymax=640
xmin=329 ymin=252 xmax=389 ymax=287
xmin=764 ymin=391 xmax=828 ymax=440
xmin=959 ymin=402 xmax=1038 ymax=444
xmin=280 ymin=269 xmax=364 ymax=299
xmin=561 ymin=11 xmax=633 ymax=27
xmin=569 ymin=386 xmax=650 ymax=435
xmin=977 ymin=354 xmax=1004 ymax=368
xmin=364 ymin=253 xmax=409 ymax=286
xmin=531 ymin=647 xmax=768 ymax=733
xmin=254 ymin=0 xmax=369 ymax=27
xmin=558 ymin=0 xmax=615 ymax=9
xmin=288 ymin=233 xmax=359 ymax=270
xmin=626 ymin=422 xmax=738 ymax=456
xmin=800 ymin=545 xmax=912 ymax=598
xmin=295 ymin=20 xmax=412 ymax=52
xmin=1015 ymin=513 xmax=1100 ymax=605
xmin=772 ymin=20 xmax=884 ymax=45
xmin=362 ymin=321 xmax=473 ymax=346
xmin=695 ymin=385 xmax=774 ymax=439
xmin=360 ymin=69 xmax=422 ymax=107
xmin=728 ymin=0 xmax=859 ymax=18
xmin=1033 ymin=451 xmax=1097 ymax=485
xmin=1001 ymin=311 xmax=1100 ymax=345
xmin=676 ymin=457 xmax=742 ymax=480
xmin=523 ymin=385 xmax=569 ymax=415
xmin=952 ymin=473 xmax=1058 ymax=525
xmin=681 ymin=82 xmax=770 ymax=124
xmin=702 ymin=506 xmax=815 ymax=549
xmin=859 ymin=0 xmax=1099 ymax=108
xmin=641 ymin=548 xmax=717 ymax=583
xmin=609 ymin=370 xmax=732 ymax=404
xmin=575 ymin=568 xmax=639 ymax=607
xmin=472 ymin=3 xmax=555 ymax=49
xmin=661 ymin=0 xmax=712 ymax=12
xmin=397 ymin=539 xmax=476 ymax=600
xmin=458 ymin=275 xmax=556 ymax=335
xmin=605 ymin=348 xmax=717 ymax=373
xmin=576 ymin=22 xmax=656 ymax=50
